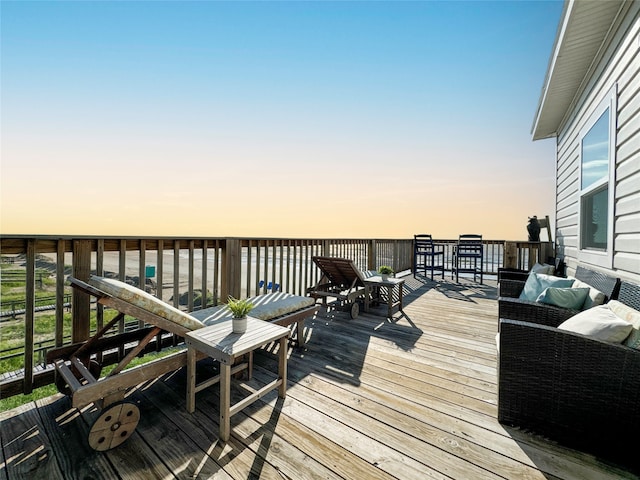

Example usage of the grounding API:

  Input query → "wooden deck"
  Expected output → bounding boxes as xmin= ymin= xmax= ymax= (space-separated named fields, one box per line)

xmin=1 ymin=276 xmax=638 ymax=480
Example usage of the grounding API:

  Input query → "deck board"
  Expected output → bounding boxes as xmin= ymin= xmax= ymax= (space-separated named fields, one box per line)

xmin=1 ymin=276 xmax=638 ymax=480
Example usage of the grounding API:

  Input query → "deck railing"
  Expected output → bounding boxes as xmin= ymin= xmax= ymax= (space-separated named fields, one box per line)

xmin=0 ymin=235 xmax=550 ymax=398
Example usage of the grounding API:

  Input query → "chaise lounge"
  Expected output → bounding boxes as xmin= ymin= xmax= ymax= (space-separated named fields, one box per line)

xmin=47 ymin=274 xmax=318 ymax=450
xmin=307 ymin=256 xmax=370 ymax=319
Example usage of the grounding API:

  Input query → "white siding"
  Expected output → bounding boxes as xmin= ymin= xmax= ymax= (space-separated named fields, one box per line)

xmin=555 ymin=5 xmax=640 ymax=283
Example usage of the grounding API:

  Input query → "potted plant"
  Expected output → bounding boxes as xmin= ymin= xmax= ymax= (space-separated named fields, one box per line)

xmin=227 ymin=296 xmax=254 ymax=333
xmin=377 ymin=265 xmax=394 ymax=280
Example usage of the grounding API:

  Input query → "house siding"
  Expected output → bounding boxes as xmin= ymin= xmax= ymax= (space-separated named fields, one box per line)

xmin=555 ymin=4 xmax=640 ymax=283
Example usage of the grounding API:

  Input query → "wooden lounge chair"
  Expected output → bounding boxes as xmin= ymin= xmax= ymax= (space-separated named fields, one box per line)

xmin=47 ymin=275 xmax=318 ymax=451
xmin=307 ymin=256 xmax=369 ymax=319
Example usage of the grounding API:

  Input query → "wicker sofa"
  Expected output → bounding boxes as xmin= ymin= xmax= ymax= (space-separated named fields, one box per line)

xmin=498 ymin=281 xmax=640 ymax=469
xmin=498 ymin=266 xmax=621 ymax=326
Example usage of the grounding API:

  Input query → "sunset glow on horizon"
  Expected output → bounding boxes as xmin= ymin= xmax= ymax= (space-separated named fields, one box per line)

xmin=1 ymin=1 xmax=563 ymax=241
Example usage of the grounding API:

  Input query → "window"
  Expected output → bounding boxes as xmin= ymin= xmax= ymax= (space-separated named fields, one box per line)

xmin=578 ymin=88 xmax=616 ymax=267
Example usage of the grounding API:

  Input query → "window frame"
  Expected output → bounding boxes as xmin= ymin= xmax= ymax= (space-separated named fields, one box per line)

xmin=577 ymin=85 xmax=616 ymax=268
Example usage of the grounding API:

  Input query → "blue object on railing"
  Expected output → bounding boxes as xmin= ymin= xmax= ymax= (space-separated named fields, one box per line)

xmin=273 ymin=283 xmax=280 ymax=292
xmin=267 ymin=282 xmax=273 ymax=290
xmin=258 ymin=280 xmax=265 ymax=288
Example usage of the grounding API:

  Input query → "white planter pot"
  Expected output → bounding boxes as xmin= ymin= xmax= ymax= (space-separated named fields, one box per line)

xmin=381 ymin=274 xmax=389 ymax=281
xmin=232 ymin=316 xmax=247 ymax=333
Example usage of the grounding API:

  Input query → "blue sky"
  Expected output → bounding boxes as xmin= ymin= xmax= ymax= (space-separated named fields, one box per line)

xmin=1 ymin=0 xmax=564 ymax=239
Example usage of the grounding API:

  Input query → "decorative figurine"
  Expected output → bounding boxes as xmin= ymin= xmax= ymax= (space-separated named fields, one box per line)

xmin=527 ymin=216 xmax=541 ymax=241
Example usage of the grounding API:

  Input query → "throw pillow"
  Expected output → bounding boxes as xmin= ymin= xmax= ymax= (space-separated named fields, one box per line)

xmin=536 ymin=287 xmax=590 ymax=310
xmin=519 ymin=273 xmax=575 ymax=301
xmin=608 ymin=300 xmax=640 ymax=350
xmin=558 ymin=305 xmax=633 ymax=343
xmin=571 ymin=278 xmax=606 ymax=310
xmin=531 ymin=262 xmax=555 ymax=275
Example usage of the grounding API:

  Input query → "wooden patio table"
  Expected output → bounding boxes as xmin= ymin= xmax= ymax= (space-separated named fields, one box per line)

xmin=364 ymin=275 xmax=405 ymax=319
xmin=185 ymin=317 xmax=290 ymax=441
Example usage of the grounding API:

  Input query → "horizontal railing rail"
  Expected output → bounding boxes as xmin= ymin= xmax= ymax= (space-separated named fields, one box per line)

xmin=0 ymin=235 xmax=549 ymax=399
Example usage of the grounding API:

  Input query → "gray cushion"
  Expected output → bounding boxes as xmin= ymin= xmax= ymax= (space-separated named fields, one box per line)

xmin=88 ymin=275 xmax=204 ymax=331
xmin=192 ymin=292 xmax=315 ymax=327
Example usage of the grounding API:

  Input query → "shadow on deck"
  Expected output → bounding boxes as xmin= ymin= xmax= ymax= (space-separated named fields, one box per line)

xmin=1 ymin=276 xmax=638 ymax=480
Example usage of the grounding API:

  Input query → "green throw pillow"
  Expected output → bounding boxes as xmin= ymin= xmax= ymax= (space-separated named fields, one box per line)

xmin=519 ymin=273 xmax=575 ymax=301
xmin=536 ymin=287 xmax=590 ymax=310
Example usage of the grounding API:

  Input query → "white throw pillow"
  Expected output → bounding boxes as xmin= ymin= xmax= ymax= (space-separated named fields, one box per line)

xmin=558 ymin=305 xmax=633 ymax=343
xmin=571 ymin=278 xmax=606 ymax=310
xmin=608 ymin=300 xmax=640 ymax=349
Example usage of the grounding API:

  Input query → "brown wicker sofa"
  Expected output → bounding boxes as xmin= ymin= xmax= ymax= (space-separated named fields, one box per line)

xmin=498 ymin=265 xmax=621 ymax=326
xmin=498 ymin=281 xmax=640 ymax=470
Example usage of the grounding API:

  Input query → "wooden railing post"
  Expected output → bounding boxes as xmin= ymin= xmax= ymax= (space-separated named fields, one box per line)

xmin=72 ymin=239 xmax=92 ymax=343
xmin=539 ymin=241 xmax=554 ymax=264
xmin=222 ymin=238 xmax=241 ymax=301
xmin=367 ymin=239 xmax=376 ymax=270
xmin=503 ymin=241 xmax=518 ymax=269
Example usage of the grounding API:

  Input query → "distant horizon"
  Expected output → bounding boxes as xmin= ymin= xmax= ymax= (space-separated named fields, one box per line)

xmin=1 ymin=1 xmax=563 ymax=241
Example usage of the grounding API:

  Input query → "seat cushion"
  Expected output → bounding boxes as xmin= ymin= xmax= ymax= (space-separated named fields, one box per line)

xmin=88 ymin=275 xmax=204 ymax=331
xmin=192 ymin=293 xmax=315 ymax=327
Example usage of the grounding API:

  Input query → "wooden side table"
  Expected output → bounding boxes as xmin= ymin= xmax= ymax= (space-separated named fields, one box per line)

xmin=184 ymin=317 xmax=290 ymax=441
xmin=364 ymin=276 xmax=406 ymax=319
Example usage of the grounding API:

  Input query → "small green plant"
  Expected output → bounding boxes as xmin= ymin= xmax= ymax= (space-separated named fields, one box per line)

xmin=377 ymin=265 xmax=394 ymax=275
xmin=227 ymin=296 xmax=254 ymax=318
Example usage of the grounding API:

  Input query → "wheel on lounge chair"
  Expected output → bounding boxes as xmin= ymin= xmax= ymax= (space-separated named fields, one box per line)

xmin=88 ymin=401 xmax=140 ymax=451
xmin=350 ymin=302 xmax=359 ymax=319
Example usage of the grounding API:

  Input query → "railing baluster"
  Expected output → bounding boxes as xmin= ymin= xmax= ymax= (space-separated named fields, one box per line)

xmin=157 ymin=240 xmax=164 ymax=301
xmin=188 ymin=240 xmax=195 ymax=312
xmin=202 ymin=240 xmax=208 ymax=309
xmin=55 ymin=239 xmax=65 ymax=348
xmin=173 ymin=241 xmax=180 ymax=308
xmin=24 ymin=239 xmax=36 ymax=394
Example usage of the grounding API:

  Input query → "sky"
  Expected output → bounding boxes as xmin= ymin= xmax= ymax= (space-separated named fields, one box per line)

xmin=1 ymin=0 xmax=564 ymax=240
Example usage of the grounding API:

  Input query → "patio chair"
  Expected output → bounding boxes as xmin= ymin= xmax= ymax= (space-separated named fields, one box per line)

xmin=451 ymin=234 xmax=483 ymax=283
xmin=47 ymin=275 xmax=318 ymax=451
xmin=498 ymin=281 xmax=640 ymax=469
xmin=307 ymin=256 xmax=369 ymax=319
xmin=413 ymin=234 xmax=444 ymax=280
